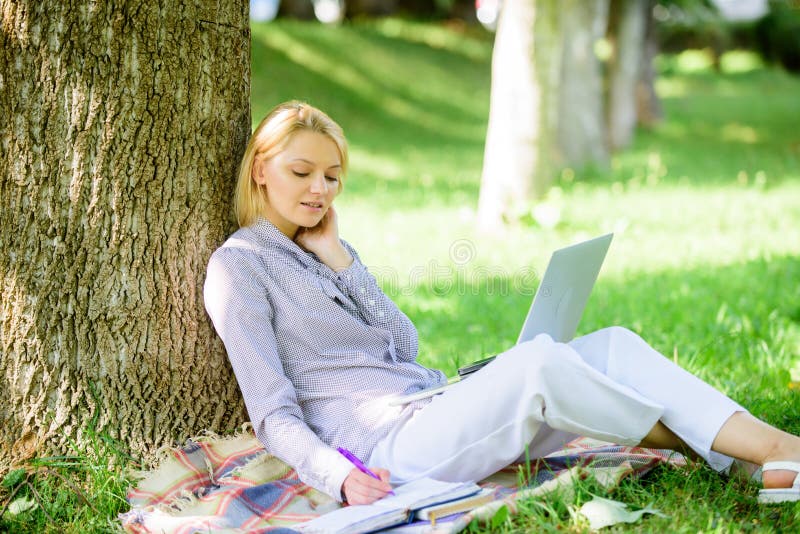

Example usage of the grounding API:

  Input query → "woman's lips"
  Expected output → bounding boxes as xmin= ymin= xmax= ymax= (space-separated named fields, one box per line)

xmin=301 ymin=202 xmax=323 ymax=211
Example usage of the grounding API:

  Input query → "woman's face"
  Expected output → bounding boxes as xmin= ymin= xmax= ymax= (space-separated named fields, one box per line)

xmin=254 ymin=130 xmax=342 ymax=238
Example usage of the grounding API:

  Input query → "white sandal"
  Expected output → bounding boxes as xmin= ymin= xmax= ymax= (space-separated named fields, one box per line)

xmin=758 ymin=461 xmax=800 ymax=504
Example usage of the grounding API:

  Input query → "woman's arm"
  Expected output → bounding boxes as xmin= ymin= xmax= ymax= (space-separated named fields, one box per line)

xmin=296 ymin=206 xmax=419 ymax=362
xmin=333 ymin=241 xmax=419 ymax=362
xmin=204 ymin=247 xmax=355 ymax=500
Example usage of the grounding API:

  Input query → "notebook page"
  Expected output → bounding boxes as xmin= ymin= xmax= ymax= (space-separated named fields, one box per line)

xmin=296 ymin=503 xmax=406 ymax=534
xmin=379 ymin=478 xmax=480 ymax=510
xmin=295 ymin=478 xmax=480 ymax=534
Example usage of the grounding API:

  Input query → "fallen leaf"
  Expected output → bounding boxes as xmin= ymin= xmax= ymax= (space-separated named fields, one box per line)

xmin=8 ymin=497 xmax=38 ymax=515
xmin=578 ymin=496 xmax=665 ymax=530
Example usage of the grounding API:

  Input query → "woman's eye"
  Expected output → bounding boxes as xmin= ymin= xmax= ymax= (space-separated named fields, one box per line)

xmin=292 ymin=171 xmax=310 ymax=177
xmin=325 ymin=176 xmax=339 ymax=182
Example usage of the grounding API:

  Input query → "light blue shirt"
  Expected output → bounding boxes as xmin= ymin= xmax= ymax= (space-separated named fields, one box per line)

xmin=204 ymin=218 xmax=445 ymax=499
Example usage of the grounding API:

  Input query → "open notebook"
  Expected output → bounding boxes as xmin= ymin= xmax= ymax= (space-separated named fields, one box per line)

xmin=296 ymin=477 xmax=481 ymax=534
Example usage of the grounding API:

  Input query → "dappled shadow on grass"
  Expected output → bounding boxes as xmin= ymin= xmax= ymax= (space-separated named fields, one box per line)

xmin=249 ymin=19 xmax=490 ymax=206
xmin=250 ymin=20 xmax=491 ymax=136
xmin=566 ymin=68 xmax=800 ymax=191
xmin=249 ymin=20 xmax=800 ymax=208
xmin=389 ymin=254 xmax=800 ymax=407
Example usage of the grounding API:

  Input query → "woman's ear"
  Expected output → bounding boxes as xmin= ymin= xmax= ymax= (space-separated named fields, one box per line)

xmin=252 ymin=159 xmax=267 ymax=185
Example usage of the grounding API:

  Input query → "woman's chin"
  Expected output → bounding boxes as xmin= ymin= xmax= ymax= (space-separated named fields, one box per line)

xmin=298 ymin=216 xmax=324 ymax=229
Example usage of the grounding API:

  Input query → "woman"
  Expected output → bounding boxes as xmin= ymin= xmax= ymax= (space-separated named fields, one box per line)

xmin=204 ymin=101 xmax=800 ymax=506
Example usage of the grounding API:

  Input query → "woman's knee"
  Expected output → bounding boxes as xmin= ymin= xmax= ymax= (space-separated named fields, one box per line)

xmin=598 ymin=325 xmax=639 ymax=342
xmin=607 ymin=326 xmax=662 ymax=356
xmin=587 ymin=326 xmax=649 ymax=353
xmin=595 ymin=325 xmax=671 ymax=374
xmin=508 ymin=334 xmax=580 ymax=376
xmin=570 ymin=326 xmax=649 ymax=373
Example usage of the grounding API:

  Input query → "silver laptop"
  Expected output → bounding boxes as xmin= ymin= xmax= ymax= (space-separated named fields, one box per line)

xmin=388 ymin=233 xmax=613 ymax=406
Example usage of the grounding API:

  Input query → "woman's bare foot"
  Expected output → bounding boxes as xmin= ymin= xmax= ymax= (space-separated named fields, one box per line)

xmin=762 ymin=468 xmax=800 ymax=489
xmin=761 ymin=446 xmax=800 ymax=489
xmin=711 ymin=411 xmax=800 ymax=490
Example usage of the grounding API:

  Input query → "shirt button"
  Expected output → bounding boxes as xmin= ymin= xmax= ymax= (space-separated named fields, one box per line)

xmin=377 ymin=311 xmax=385 ymax=317
xmin=360 ymin=287 xmax=366 ymax=294
xmin=368 ymin=299 xmax=375 ymax=306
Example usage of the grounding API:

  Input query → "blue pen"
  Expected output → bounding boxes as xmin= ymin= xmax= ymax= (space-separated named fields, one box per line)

xmin=337 ymin=447 xmax=396 ymax=496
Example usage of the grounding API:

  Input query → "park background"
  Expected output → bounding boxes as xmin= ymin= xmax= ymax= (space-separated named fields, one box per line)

xmin=2 ymin=0 xmax=800 ymax=531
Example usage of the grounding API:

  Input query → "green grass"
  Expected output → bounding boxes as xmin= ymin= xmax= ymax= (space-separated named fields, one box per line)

xmin=3 ymin=18 xmax=800 ymax=533
xmin=0 ymin=425 xmax=136 ymax=533
xmin=250 ymin=18 xmax=492 ymax=208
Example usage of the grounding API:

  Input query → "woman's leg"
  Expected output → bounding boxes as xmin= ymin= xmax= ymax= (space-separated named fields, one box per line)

xmin=568 ymin=326 xmax=744 ymax=471
xmin=373 ymin=326 xmax=798 ymax=490
xmin=369 ymin=332 xmax=665 ymax=484
xmin=572 ymin=327 xmax=800 ymax=488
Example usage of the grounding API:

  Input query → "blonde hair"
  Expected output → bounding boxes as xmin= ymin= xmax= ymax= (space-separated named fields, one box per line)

xmin=234 ymin=101 xmax=349 ymax=227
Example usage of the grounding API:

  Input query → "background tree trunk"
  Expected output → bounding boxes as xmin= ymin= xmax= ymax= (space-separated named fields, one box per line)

xmin=558 ymin=0 xmax=610 ymax=168
xmin=477 ymin=0 xmax=562 ymax=231
xmin=636 ymin=0 xmax=662 ymax=127
xmin=606 ymin=0 xmax=648 ymax=150
xmin=0 ymin=0 xmax=250 ymax=467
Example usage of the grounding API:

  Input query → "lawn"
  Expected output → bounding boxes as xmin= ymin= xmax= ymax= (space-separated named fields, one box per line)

xmin=256 ymin=18 xmax=800 ymax=533
xmin=3 ymin=17 xmax=800 ymax=533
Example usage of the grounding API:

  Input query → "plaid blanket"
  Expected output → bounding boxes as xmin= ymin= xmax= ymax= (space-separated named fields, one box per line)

xmin=120 ymin=430 xmax=685 ymax=534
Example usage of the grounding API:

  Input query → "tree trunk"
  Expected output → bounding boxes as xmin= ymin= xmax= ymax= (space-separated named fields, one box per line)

xmin=606 ymin=0 xmax=648 ymax=150
xmin=477 ymin=0 xmax=562 ymax=231
xmin=0 ymin=0 xmax=251 ymax=467
xmin=558 ymin=0 xmax=610 ymax=168
xmin=636 ymin=0 xmax=662 ymax=128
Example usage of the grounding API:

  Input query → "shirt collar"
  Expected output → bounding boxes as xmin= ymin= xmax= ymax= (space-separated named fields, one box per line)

xmin=248 ymin=217 xmax=324 ymax=271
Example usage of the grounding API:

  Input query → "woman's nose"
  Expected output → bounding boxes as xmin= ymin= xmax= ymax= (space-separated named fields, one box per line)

xmin=308 ymin=173 xmax=327 ymax=194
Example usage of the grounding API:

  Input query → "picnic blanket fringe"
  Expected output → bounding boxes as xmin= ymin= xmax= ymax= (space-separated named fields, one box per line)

xmin=129 ymin=424 xmax=256 ymax=484
xmin=120 ymin=430 xmax=685 ymax=534
xmin=126 ymin=424 xmax=305 ymax=515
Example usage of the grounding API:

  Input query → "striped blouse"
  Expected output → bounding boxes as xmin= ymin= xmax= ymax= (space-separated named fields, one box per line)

xmin=203 ymin=218 xmax=446 ymax=499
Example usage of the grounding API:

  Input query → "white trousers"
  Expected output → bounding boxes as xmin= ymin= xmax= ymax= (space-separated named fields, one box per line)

xmin=369 ymin=327 xmax=744 ymax=484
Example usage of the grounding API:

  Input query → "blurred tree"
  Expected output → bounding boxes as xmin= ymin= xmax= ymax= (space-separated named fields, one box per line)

xmin=477 ymin=0 xmax=562 ymax=231
xmin=559 ymin=0 xmax=611 ymax=168
xmin=0 ymin=1 xmax=250 ymax=466
xmin=606 ymin=0 xmax=650 ymax=149
xmin=655 ymin=0 xmax=733 ymax=68
xmin=281 ymin=0 xmax=317 ymax=18
xmin=346 ymin=0 xmax=399 ymax=16
xmin=396 ymin=0 xmax=476 ymax=18
xmin=756 ymin=0 xmax=800 ymax=73
xmin=478 ymin=0 xmax=614 ymax=230
xmin=637 ymin=0 xmax=663 ymax=126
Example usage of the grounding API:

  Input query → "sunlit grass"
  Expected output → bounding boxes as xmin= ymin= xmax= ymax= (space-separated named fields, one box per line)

xmin=675 ymin=48 xmax=717 ymax=72
xmin=257 ymin=19 xmax=800 ymax=531
xmin=249 ymin=19 xmax=491 ymax=206
xmin=0 ymin=424 xmax=137 ymax=533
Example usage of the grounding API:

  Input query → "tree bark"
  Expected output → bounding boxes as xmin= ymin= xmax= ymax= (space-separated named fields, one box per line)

xmin=558 ymin=0 xmax=610 ymax=168
xmin=606 ymin=0 xmax=648 ymax=150
xmin=0 ymin=0 xmax=250 ymax=467
xmin=477 ymin=0 xmax=562 ymax=231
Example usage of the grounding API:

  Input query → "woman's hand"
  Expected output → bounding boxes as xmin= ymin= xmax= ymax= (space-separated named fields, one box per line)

xmin=295 ymin=205 xmax=353 ymax=271
xmin=341 ymin=467 xmax=393 ymax=505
